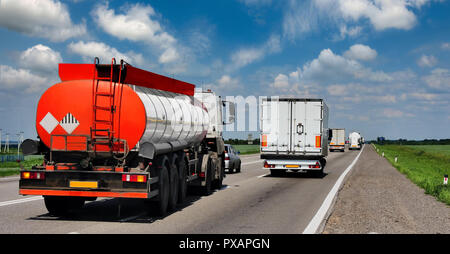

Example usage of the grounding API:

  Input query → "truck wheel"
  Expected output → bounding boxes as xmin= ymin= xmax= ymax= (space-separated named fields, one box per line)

xmin=177 ymin=158 xmax=188 ymax=204
xmin=229 ymin=164 xmax=234 ymax=174
xmin=270 ymin=169 xmax=285 ymax=177
xmin=202 ymin=159 xmax=213 ymax=196
xmin=168 ymin=161 xmax=179 ymax=211
xmin=314 ymin=168 xmax=324 ymax=178
xmin=236 ymin=161 xmax=241 ymax=173
xmin=213 ymin=158 xmax=224 ymax=189
xmin=156 ymin=165 xmax=170 ymax=216
xmin=44 ymin=196 xmax=85 ymax=216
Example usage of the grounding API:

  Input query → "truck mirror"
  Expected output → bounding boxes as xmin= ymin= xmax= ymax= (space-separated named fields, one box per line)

xmin=328 ymin=129 xmax=333 ymax=141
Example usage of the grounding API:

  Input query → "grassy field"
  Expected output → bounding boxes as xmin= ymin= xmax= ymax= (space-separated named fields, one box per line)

xmin=0 ymin=155 xmax=44 ymax=177
xmin=228 ymin=144 xmax=260 ymax=155
xmin=374 ymin=144 xmax=450 ymax=205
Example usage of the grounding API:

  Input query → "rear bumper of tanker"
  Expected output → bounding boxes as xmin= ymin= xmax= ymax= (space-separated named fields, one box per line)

xmin=18 ymin=170 xmax=158 ymax=199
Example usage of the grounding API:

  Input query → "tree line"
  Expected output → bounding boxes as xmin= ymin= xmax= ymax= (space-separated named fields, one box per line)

xmin=373 ymin=137 xmax=450 ymax=145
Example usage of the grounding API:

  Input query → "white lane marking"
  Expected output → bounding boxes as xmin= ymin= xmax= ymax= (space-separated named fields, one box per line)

xmin=0 ymin=196 xmax=43 ymax=207
xmin=119 ymin=212 xmax=148 ymax=223
xmin=241 ymin=160 xmax=262 ymax=166
xmin=257 ymin=174 xmax=270 ymax=178
xmin=303 ymin=145 xmax=365 ymax=234
xmin=0 ymin=176 xmax=20 ymax=182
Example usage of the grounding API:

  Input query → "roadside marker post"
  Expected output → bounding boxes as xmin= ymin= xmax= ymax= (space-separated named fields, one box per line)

xmin=444 ymin=175 xmax=448 ymax=185
xmin=394 ymin=156 xmax=398 ymax=163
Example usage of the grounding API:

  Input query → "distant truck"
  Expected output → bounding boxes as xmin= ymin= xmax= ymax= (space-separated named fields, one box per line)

xmin=348 ymin=132 xmax=362 ymax=150
xmin=329 ymin=128 xmax=345 ymax=152
xmin=260 ymin=98 xmax=330 ymax=176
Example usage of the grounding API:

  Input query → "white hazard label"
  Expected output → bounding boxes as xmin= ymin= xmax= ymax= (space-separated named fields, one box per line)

xmin=39 ymin=112 xmax=59 ymax=134
xmin=59 ymin=113 xmax=80 ymax=134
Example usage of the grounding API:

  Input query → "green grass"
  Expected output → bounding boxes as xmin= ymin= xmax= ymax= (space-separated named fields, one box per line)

xmin=228 ymin=144 xmax=260 ymax=155
xmin=407 ymin=145 xmax=450 ymax=156
xmin=0 ymin=155 xmax=44 ymax=177
xmin=374 ymin=144 xmax=450 ymax=205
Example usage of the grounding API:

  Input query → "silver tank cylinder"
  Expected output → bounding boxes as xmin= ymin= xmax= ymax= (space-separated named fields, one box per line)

xmin=133 ymin=86 xmax=209 ymax=159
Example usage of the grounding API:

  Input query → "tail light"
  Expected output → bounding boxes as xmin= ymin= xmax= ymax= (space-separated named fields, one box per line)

xmin=261 ymin=134 xmax=267 ymax=147
xmin=122 ymin=174 xmax=147 ymax=183
xmin=264 ymin=161 xmax=275 ymax=168
xmin=199 ymin=172 xmax=206 ymax=178
xmin=315 ymin=135 xmax=321 ymax=148
xmin=224 ymin=151 xmax=229 ymax=161
xmin=309 ymin=162 xmax=321 ymax=169
xmin=21 ymin=171 xmax=45 ymax=180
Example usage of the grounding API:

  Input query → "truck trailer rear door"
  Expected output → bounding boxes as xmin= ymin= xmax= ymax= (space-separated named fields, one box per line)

xmin=291 ymin=100 xmax=322 ymax=154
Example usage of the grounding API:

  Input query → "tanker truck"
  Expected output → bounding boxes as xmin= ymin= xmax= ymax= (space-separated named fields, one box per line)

xmin=19 ymin=58 xmax=234 ymax=216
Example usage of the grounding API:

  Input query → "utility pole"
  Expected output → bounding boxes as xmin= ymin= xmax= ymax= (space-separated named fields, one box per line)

xmin=0 ymin=129 xmax=2 ymax=154
xmin=4 ymin=133 xmax=9 ymax=153
xmin=17 ymin=131 xmax=24 ymax=157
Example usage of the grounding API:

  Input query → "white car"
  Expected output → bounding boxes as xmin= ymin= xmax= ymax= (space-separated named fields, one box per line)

xmin=224 ymin=144 xmax=241 ymax=173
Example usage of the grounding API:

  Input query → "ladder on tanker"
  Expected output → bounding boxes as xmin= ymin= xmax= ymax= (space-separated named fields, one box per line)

xmin=90 ymin=57 xmax=126 ymax=156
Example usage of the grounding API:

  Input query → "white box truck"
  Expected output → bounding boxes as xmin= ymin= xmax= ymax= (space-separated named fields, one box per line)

xmin=260 ymin=98 xmax=330 ymax=176
xmin=348 ymin=132 xmax=362 ymax=150
xmin=329 ymin=128 xmax=345 ymax=152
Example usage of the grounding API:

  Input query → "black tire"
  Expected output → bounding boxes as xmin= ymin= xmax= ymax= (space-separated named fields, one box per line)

xmin=228 ymin=164 xmax=234 ymax=173
xmin=168 ymin=160 xmax=179 ymax=211
xmin=202 ymin=158 xmax=213 ymax=196
xmin=236 ymin=161 xmax=241 ymax=173
xmin=213 ymin=158 xmax=224 ymax=189
xmin=270 ymin=169 xmax=285 ymax=177
xmin=177 ymin=158 xmax=188 ymax=204
xmin=313 ymin=168 xmax=324 ymax=178
xmin=44 ymin=196 xmax=85 ymax=216
xmin=156 ymin=164 xmax=170 ymax=216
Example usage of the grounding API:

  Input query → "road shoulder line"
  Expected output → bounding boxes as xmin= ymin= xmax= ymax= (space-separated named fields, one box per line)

xmin=303 ymin=145 xmax=365 ymax=234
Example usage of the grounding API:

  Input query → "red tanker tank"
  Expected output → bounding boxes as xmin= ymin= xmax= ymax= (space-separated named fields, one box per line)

xmin=36 ymin=59 xmax=207 ymax=157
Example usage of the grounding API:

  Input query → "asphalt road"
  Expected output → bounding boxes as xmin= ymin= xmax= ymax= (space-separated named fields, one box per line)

xmin=0 ymin=149 xmax=361 ymax=234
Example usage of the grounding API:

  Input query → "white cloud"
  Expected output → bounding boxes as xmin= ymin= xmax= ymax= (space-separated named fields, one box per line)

xmin=337 ymin=0 xmax=417 ymax=30
xmin=344 ymin=44 xmax=377 ymax=61
xmin=337 ymin=25 xmax=363 ymax=40
xmin=442 ymin=43 xmax=450 ymax=50
xmin=383 ymin=108 xmax=414 ymax=118
xmin=0 ymin=65 xmax=50 ymax=93
xmin=272 ymin=74 xmax=290 ymax=88
xmin=67 ymin=41 xmax=145 ymax=66
xmin=283 ymin=0 xmax=441 ymax=40
xmin=92 ymin=3 xmax=179 ymax=64
xmin=417 ymin=54 xmax=438 ymax=67
xmin=300 ymin=48 xmax=391 ymax=83
xmin=19 ymin=44 xmax=62 ymax=74
xmin=327 ymin=84 xmax=349 ymax=96
xmin=238 ymin=0 xmax=272 ymax=6
xmin=204 ymin=75 xmax=241 ymax=95
xmin=422 ymin=68 xmax=450 ymax=90
xmin=229 ymin=34 xmax=281 ymax=70
xmin=0 ymin=0 xmax=86 ymax=42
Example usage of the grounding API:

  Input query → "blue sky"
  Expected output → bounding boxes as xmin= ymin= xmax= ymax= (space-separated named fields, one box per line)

xmin=0 ymin=0 xmax=449 ymax=141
